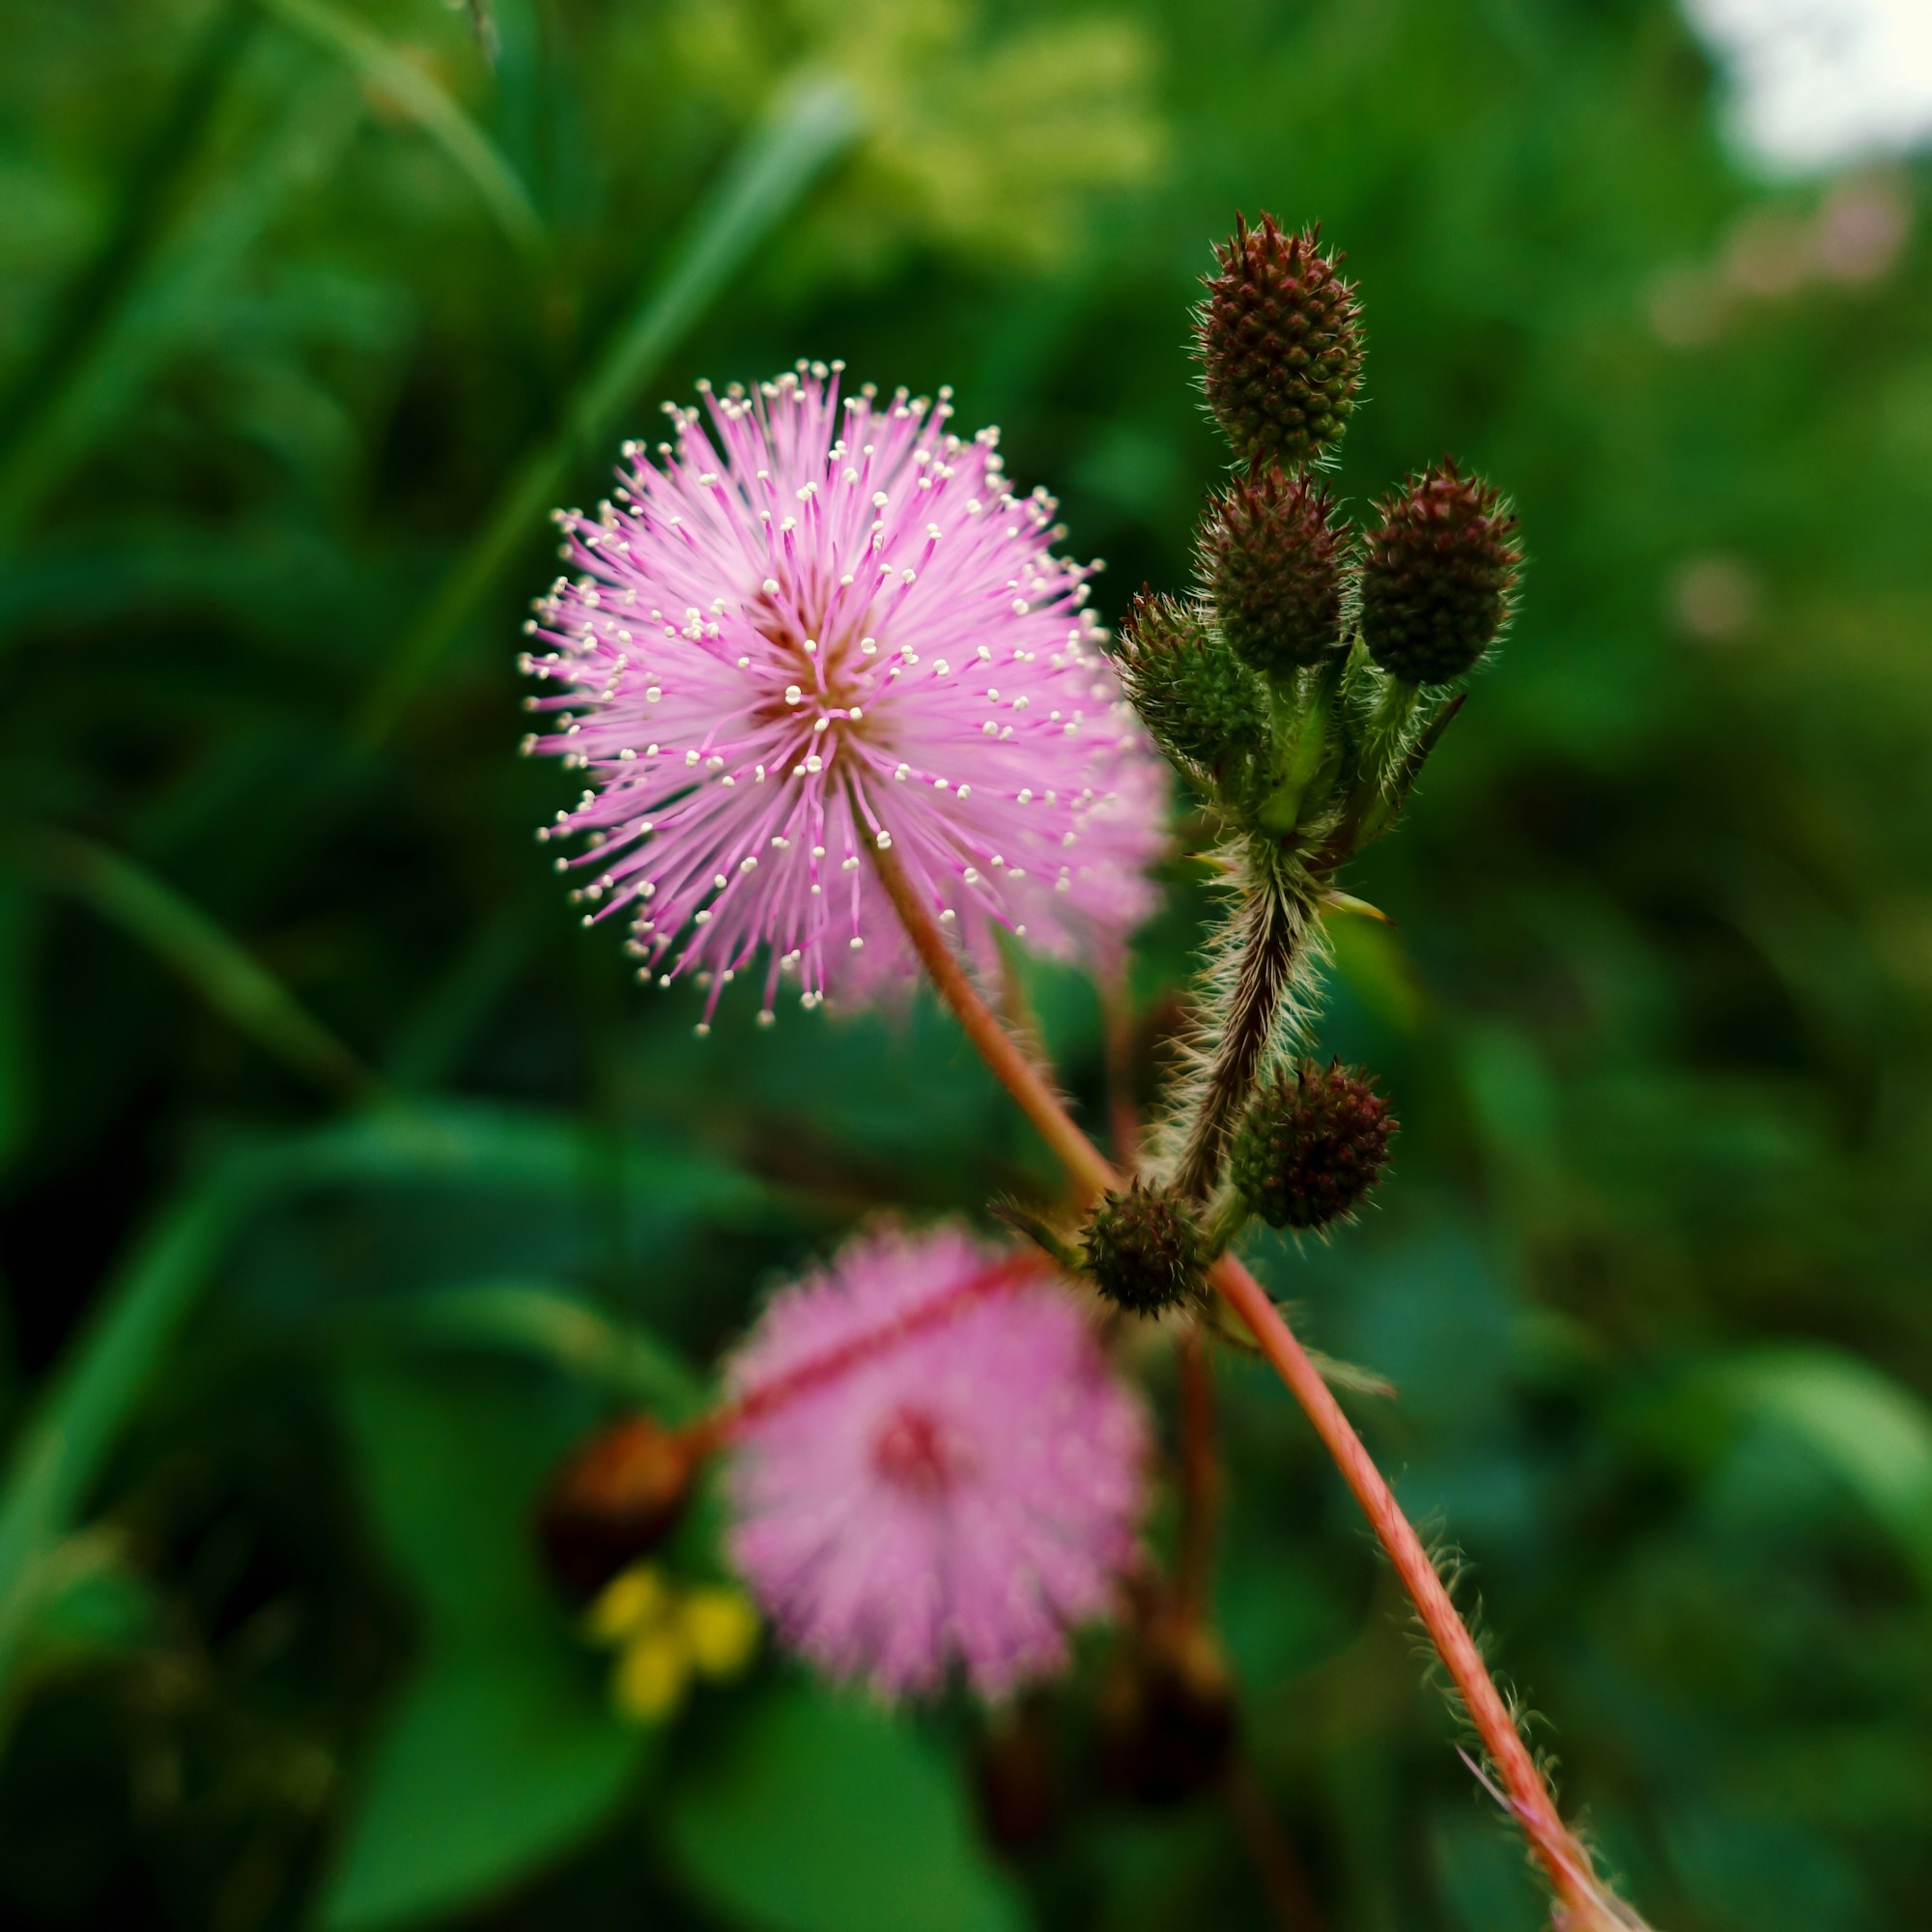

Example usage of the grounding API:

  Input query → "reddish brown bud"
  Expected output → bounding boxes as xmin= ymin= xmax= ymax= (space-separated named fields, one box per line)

xmin=974 ymin=1695 xmax=1063 ymax=1854
xmin=1096 ymin=1621 xmax=1237 ymax=1805
xmin=1230 ymin=1060 xmax=1395 ymax=1232
xmin=535 ymin=1413 xmax=697 ymax=1602
xmin=1196 ymin=214 xmax=1364 ymax=471
xmin=1360 ymin=460 xmax=1522 ymax=684
xmin=1201 ymin=468 xmax=1345 ymax=677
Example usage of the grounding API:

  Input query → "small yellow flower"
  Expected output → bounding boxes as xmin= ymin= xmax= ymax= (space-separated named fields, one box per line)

xmin=611 ymin=1628 xmax=693 ymax=1723
xmin=680 ymin=1586 xmax=761 ymax=1678
xmin=582 ymin=1564 xmax=760 ymax=1725
xmin=584 ymin=1564 xmax=669 ymax=1645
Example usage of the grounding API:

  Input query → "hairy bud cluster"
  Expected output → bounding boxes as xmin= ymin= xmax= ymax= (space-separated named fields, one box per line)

xmin=1115 ymin=592 xmax=1266 ymax=790
xmin=1360 ymin=461 xmax=1522 ymax=685
xmin=1229 ymin=1061 xmax=1395 ymax=1232
xmin=1201 ymin=469 xmax=1345 ymax=679
xmin=1196 ymin=215 xmax=1364 ymax=472
xmin=1082 ymin=1180 xmax=1208 ymax=1317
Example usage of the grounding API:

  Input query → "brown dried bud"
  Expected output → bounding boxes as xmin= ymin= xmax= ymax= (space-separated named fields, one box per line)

xmin=1096 ymin=1621 xmax=1237 ymax=1805
xmin=1360 ymin=460 xmax=1522 ymax=684
xmin=1200 ymin=467 xmax=1345 ymax=677
xmin=1229 ymin=1060 xmax=1395 ymax=1232
xmin=1196 ymin=213 xmax=1365 ymax=471
xmin=535 ymin=1413 xmax=696 ymax=1602
xmin=974 ymin=1695 xmax=1063 ymax=1855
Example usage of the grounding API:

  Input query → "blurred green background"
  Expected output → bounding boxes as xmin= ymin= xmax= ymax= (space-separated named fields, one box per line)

xmin=3 ymin=0 xmax=1929 ymax=1926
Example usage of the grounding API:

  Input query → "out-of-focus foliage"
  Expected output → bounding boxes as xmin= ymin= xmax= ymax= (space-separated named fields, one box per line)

xmin=0 ymin=0 xmax=1928 ymax=1927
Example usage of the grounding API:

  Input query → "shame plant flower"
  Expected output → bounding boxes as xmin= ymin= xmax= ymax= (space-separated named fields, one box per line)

xmin=524 ymin=364 xmax=1165 ymax=1026
xmin=723 ymin=1224 xmax=1151 ymax=1700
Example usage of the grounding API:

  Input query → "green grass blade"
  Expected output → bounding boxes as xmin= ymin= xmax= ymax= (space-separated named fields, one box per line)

xmin=1 ymin=826 xmax=379 ymax=1103
xmin=355 ymin=71 xmax=862 ymax=746
xmin=380 ymin=1281 xmax=709 ymax=1419
xmin=0 ymin=1156 xmax=263 ymax=1705
xmin=0 ymin=1 xmax=256 ymax=466
xmin=256 ymin=0 xmax=544 ymax=258
xmin=0 ymin=74 xmax=360 ymax=550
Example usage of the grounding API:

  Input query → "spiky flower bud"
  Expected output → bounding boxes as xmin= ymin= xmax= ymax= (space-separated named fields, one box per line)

xmin=1360 ymin=461 xmax=1522 ymax=684
xmin=1196 ymin=214 xmax=1365 ymax=471
xmin=1200 ymin=468 xmax=1345 ymax=678
xmin=1082 ymin=1180 xmax=1207 ymax=1317
xmin=536 ymin=1413 xmax=697 ymax=1602
xmin=1115 ymin=592 xmax=1267 ymax=792
xmin=1229 ymin=1061 xmax=1395 ymax=1232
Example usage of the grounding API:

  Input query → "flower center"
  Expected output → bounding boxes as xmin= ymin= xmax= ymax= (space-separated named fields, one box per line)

xmin=748 ymin=588 xmax=881 ymax=754
xmin=871 ymin=1404 xmax=968 ymax=1497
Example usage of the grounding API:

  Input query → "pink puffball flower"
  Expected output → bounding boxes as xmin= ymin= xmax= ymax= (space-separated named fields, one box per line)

xmin=522 ymin=362 xmax=1166 ymax=1026
xmin=723 ymin=1223 xmax=1151 ymax=1702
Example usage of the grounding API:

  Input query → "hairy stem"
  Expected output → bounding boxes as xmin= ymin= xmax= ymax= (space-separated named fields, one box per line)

xmin=1174 ymin=1328 xmax=1220 ymax=1627
xmin=1172 ymin=857 xmax=1314 ymax=1200
xmin=875 ymin=856 xmax=1633 ymax=1927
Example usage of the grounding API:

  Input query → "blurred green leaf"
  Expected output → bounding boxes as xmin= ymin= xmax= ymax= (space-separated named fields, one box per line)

xmin=0 ymin=0 xmax=257 ymax=535
xmin=0 ymin=1154 xmax=262 ymax=1710
xmin=0 ymin=1100 xmax=750 ymax=1714
xmin=390 ymin=1282 xmax=708 ymax=1422
xmin=0 ymin=53 xmax=359 ymax=546
xmin=358 ymin=69 xmax=864 ymax=742
xmin=0 ymin=881 xmax=33 ymax=1175
xmin=323 ymin=1644 xmax=643 ymax=1932
xmin=1 ymin=825 xmax=378 ymax=1102
xmin=14 ymin=1529 xmax=160 ymax=1669
xmin=667 ymin=1680 xmax=1025 ymax=1932
xmin=1708 ymin=1345 xmax=1932 ymax=1596
xmin=256 ymin=0 xmax=545 ymax=258
xmin=323 ymin=1367 xmax=645 ymax=1928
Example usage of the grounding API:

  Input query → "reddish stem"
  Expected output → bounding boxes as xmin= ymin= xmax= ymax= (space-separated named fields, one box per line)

xmin=682 ymin=1254 xmax=1035 ymax=1457
xmin=869 ymin=837 xmax=1626 ymax=1928
xmin=1100 ymin=970 xmax=1144 ymax=1173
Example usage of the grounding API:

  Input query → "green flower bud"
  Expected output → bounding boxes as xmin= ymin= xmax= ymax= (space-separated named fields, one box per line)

xmin=1196 ymin=214 xmax=1365 ymax=472
xmin=1081 ymin=1179 xmax=1207 ymax=1317
xmin=1116 ymin=592 xmax=1267 ymax=791
xmin=1200 ymin=467 xmax=1345 ymax=678
xmin=1360 ymin=461 xmax=1522 ymax=685
xmin=1229 ymin=1060 xmax=1395 ymax=1232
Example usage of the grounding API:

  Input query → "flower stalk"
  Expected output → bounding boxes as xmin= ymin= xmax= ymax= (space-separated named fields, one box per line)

xmin=874 ymin=845 xmax=1631 ymax=1926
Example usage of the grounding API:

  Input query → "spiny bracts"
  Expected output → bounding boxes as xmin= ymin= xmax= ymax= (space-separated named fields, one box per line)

xmin=1081 ymin=1181 xmax=1208 ymax=1318
xmin=1200 ymin=468 xmax=1345 ymax=679
xmin=1114 ymin=591 xmax=1266 ymax=795
xmin=1229 ymin=1060 xmax=1395 ymax=1232
xmin=1196 ymin=215 xmax=1364 ymax=472
xmin=1359 ymin=460 xmax=1522 ymax=685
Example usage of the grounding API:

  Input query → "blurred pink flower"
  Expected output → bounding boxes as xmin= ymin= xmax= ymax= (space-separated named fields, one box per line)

xmin=723 ymin=1223 xmax=1150 ymax=1701
xmin=524 ymin=364 xmax=1165 ymax=1025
